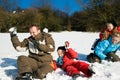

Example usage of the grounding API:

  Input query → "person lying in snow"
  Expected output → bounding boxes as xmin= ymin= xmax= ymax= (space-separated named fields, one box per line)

xmin=54 ymin=41 xmax=95 ymax=79
xmin=91 ymin=21 xmax=120 ymax=50
xmin=91 ymin=22 xmax=115 ymax=50
xmin=87 ymin=32 xmax=120 ymax=63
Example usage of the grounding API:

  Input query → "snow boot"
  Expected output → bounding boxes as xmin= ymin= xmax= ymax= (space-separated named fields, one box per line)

xmin=88 ymin=65 xmax=95 ymax=74
xmin=73 ymin=74 xmax=80 ymax=80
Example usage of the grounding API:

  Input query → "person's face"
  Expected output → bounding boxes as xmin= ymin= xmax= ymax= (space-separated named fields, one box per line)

xmin=57 ymin=49 xmax=65 ymax=57
xmin=107 ymin=24 xmax=114 ymax=31
xmin=29 ymin=26 xmax=40 ymax=38
xmin=112 ymin=36 xmax=120 ymax=44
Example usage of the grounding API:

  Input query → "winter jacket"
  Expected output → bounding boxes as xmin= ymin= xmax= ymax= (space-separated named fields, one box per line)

xmin=62 ymin=48 xmax=78 ymax=70
xmin=61 ymin=48 xmax=92 ymax=77
xmin=56 ymin=56 xmax=63 ymax=67
xmin=11 ymin=32 xmax=55 ymax=62
xmin=94 ymin=37 xmax=120 ymax=60
xmin=99 ymin=28 xmax=113 ymax=40
xmin=99 ymin=26 xmax=120 ymax=40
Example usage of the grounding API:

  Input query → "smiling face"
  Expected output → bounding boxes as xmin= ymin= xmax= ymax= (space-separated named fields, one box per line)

xmin=29 ymin=26 xmax=40 ymax=38
xmin=57 ymin=49 xmax=65 ymax=57
xmin=112 ymin=33 xmax=120 ymax=44
xmin=106 ymin=23 xmax=114 ymax=31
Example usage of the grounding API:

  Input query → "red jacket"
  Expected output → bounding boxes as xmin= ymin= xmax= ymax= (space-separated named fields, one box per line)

xmin=62 ymin=48 xmax=78 ymax=70
xmin=99 ymin=26 xmax=120 ymax=40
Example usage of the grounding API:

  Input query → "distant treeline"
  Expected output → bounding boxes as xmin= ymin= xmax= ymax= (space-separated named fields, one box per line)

xmin=0 ymin=0 xmax=120 ymax=32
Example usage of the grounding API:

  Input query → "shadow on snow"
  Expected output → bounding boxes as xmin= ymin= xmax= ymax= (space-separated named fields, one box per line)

xmin=0 ymin=58 xmax=18 ymax=79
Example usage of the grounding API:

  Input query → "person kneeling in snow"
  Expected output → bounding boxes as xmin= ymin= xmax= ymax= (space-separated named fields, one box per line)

xmin=56 ymin=41 xmax=95 ymax=79
xmin=9 ymin=25 xmax=55 ymax=79
xmin=87 ymin=32 xmax=120 ymax=63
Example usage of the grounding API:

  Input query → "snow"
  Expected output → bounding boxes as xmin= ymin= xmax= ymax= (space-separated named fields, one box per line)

xmin=0 ymin=32 xmax=120 ymax=80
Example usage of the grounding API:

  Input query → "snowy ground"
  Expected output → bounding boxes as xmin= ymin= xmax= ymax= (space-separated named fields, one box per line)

xmin=0 ymin=31 xmax=120 ymax=80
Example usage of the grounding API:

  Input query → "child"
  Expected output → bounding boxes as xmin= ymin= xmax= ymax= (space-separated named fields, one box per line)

xmin=56 ymin=46 xmax=66 ymax=68
xmin=51 ymin=46 xmax=66 ymax=71
xmin=91 ymin=22 xmax=115 ymax=50
xmin=56 ymin=41 xmax=95 ymax=79
xmin=88 ymin=32 xmax=120 ymax=63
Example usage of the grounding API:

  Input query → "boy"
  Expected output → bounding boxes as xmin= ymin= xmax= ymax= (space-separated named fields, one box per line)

xmin=56 ymin=41 xmax=95 ymax=79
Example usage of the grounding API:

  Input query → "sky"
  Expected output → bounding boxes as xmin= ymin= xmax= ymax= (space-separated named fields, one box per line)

xmin=18 ymin=0 xmax=86 ymax=15
xmin=1 ymin=32 xmax=120 ymax=80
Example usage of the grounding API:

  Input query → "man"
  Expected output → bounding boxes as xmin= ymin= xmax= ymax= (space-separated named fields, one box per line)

xmin=9 ymin=25 xmax=55 ymax=79
xmin=87 ymin=32 xmax=120 ymax=63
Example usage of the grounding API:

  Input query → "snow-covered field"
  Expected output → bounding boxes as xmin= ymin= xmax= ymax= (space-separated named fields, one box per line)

xmin=0 ymin=31 xmax=120 ymax=80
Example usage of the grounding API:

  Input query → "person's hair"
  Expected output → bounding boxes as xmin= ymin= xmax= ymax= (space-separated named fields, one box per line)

xmin=106 ymin=23 xmax=114 ymax=27
xmin=29 ymin=25 xmax=41 ymax=30
xmin=57 ymin=46 xmax=66 ymax=51
xmin=112 ymin=32 xmax=120 ymax=38
xmin=107 ymin=19 xmax=117 ymax=27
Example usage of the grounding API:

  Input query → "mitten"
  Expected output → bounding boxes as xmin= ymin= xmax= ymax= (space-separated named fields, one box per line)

xmin=65 ymin=41 xmax=70 ymax=49
xmin=9 ymin=27 xmax=17 ymax=37
xmin=105 ymin=56 xmax=113 ymax=61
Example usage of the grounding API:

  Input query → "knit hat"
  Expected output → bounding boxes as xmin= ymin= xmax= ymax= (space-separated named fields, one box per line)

xmin=57 ymin=46 xmax=66 ymax=51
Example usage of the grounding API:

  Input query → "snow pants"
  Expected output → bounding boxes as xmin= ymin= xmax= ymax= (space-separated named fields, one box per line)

xmin=65 ymin=61 xmax=92 ymax=77
xmin=17 ymin=55 xmax=53 ymax=79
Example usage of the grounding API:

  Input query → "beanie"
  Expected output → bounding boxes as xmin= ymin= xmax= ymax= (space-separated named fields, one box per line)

xmin=57 ymin=46 xmax=66 ymax=51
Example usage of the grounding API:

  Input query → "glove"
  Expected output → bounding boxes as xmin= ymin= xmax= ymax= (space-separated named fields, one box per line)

xmin=9 ymin=27 xmax=17 ymax=37
xmin=105 ymin=56 xmax=113 ymax=61
xmin=65 ymin=41 xmax=70 ymax=49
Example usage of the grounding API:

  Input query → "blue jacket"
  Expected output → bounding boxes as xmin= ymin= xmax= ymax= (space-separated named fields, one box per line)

xmin=56 ymin=56 xmax=63 ymax=66
xmin=94 ymin=37 xmax=120 ymax=59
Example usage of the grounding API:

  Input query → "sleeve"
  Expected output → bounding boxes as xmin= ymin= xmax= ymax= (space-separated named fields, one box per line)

xmin=94 ymin=40 xmax=109 ymax=59
xmin=67 ymin=48 xmax=78 ymax=59
xmin=11 ymin=35 xmax=28 ymax=52
xmin=37 ymin=33 xmax=55 ymax=53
